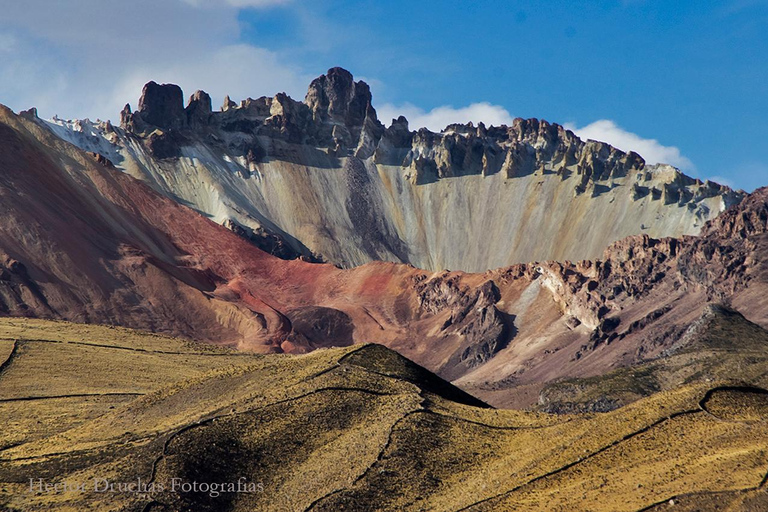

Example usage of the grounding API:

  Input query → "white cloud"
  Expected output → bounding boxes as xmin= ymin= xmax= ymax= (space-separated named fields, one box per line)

xmin=0 ymin=0 xmax=307 ymax=121
xmin=378 ymin=102 xmax=515 ymax=132
xmin=564 ymin=119 xmax=695 ymax=172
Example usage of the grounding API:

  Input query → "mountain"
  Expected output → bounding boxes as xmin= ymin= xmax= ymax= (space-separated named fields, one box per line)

xmin=3 ymin=66 xmax=768 ymax=511
xmin=42 ymin=67 xmax=742 ymax=272
xmin=2 ymin=318 xmax=768 ymax=512
xmin=1 ymin=99 xmax=768 ymax=410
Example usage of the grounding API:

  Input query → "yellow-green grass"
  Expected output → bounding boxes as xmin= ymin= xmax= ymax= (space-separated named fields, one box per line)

xmin=0 ymin=319 xmax=766 ymax=511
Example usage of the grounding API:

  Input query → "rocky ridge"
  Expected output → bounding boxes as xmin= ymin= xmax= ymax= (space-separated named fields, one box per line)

xmin=41 ymin=67 xmax=742 ymax=272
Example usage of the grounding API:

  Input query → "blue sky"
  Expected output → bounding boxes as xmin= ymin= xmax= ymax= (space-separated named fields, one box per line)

xmin=0 ymin=0 xmax=766 ymax=190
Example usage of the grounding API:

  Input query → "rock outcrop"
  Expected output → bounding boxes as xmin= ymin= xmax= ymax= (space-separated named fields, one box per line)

xmin=505 ymin=187 xmax=768 ymax=366
xmin=134 ymin=81 xmax=186 ymax=131
xmin=186 ymin=89 xmax=213 ymax=127
xmin=305 ymin=66 xmax=383 ymax=154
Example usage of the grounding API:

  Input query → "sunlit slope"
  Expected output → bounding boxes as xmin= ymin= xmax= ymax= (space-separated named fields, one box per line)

xmin=0 ymin=319 xmax=766 ymax=511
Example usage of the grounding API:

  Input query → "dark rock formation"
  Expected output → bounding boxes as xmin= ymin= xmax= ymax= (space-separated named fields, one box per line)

xmin=222 ymin=218 xmax=319 ymax=262
xmin=458 ymin=305 xmax=509 ymax=367
xmin=88 ymin=151 xmax=115 ymax=168
xmin=145 ymin=131 xmax=184 ymax=159
xmin=303 ymin=67 xmax=385 ymax=157
xmin=262 ymin=92 xmax=313 ymax=144
xmin=186 ymin=90 xmax=213 ymax=127
xmin=415 ymin=275 xmax=512 ymax=376
xmin=284 ymin=306 xmax=355 ymax=350
xmin=119 ymin=82 xmax=189 ymax=158
xmin=120 ymin=103 xmax=132 ymax=129
xmin=0 ymin=256 xmax=55 ymax=317
xmin=136 ymin=81 xmax=186 ymax=131
xmin=18 ymin=107 xmax=38 ymax=120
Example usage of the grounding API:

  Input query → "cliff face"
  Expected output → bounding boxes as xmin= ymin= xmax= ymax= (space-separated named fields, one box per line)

xmin=42 ymin=68 xmax=742 ymax=272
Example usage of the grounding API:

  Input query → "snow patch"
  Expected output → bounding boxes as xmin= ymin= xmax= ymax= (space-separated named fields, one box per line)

xmin=43 ymin=117 xmax=123 ymax=166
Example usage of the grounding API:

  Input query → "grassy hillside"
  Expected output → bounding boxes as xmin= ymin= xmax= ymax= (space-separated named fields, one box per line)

xmin=0 ymin=318 xmax=767 ymax=511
